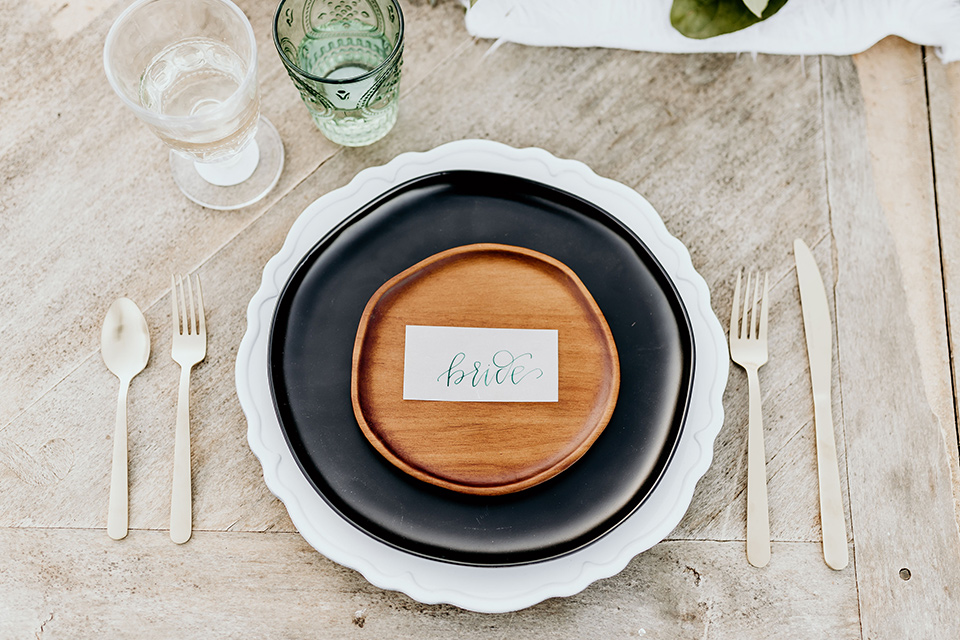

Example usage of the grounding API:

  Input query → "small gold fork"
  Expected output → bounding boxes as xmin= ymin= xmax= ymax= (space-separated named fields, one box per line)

xmin=170 ymin=274 xmax=206 ymax=544
xmin=729 ymin=269 xmax=770 ymax=568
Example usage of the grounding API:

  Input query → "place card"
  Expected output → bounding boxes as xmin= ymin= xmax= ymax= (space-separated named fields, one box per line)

xmin=402 ymin=325 xmax=559 ymax=402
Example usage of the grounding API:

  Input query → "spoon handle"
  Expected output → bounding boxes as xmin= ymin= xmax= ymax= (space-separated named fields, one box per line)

xmin=170 ymin=365 xmax=192 ymax=544
xmin=108 ymin=381 xmax=129 ymax=540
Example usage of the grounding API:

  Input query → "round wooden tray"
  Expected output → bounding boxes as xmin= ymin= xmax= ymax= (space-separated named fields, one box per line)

xmin=351 ymin=243 xmax=620 ymax=496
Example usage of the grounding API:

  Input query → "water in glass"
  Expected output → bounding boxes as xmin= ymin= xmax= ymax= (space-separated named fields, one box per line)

xmin=139 ymin=37 xmax=259 ymax=162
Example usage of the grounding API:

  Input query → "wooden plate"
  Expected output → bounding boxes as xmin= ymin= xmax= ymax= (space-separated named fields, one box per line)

xmin=351 ymin=243 xmax=620 ymax=496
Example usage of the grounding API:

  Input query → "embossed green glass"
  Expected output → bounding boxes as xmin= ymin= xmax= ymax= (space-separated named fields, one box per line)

xmin=273 ymin=0 xmax=403 ymax=147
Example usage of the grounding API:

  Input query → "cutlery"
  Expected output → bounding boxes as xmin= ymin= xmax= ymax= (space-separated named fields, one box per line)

xmin=729 ymin=269 xmax=770 ymax=568
xmin=170 ymin=274 xmax=206 ymax=544
xmin=101 ymin=298 xmax=151 ymax=540
xmin=794 ymin=239 xmax=848 ymax=570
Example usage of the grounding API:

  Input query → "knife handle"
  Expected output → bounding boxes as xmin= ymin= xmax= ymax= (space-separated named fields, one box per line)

xmin=745 ymin=366 xmax=770 ymax=568
xmin=814 ymin=395 xmax=848 ymax=570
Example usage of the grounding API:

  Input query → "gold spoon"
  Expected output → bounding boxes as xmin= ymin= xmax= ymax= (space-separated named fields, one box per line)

xmin=101 ymin=298 xmax=150 ymax=540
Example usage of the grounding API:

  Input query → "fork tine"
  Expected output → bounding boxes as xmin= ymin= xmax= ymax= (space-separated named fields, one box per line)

xmin=186 ymin=273 xmax=196 ymax=335
xmin=741 ymin=271 xmax=753 ymax=340
xmin=750 ymin=270 xmax=761 ymax=340
xmin=195 ymin=275 xmax=205 ymax=336
xmin=177 ymin=275 xmax=188 ymax=336
xmin=759 ymin=272 xmax=769 ymax=342
xmin=171 ymin=274 xmax=179 ymax=334
xmin=731 ymin=269 xmax=742 ymax=339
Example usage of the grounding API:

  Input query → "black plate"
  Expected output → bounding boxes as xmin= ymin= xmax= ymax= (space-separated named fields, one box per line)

xmin=269 ymin=171 xmax=693 ymax=566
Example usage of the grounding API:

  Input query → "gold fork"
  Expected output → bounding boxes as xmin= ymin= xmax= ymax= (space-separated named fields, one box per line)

xmin=729 ymin=269 xmax=770 ymax=568
xmin=170 ymin=274 xmax=206 ymax=544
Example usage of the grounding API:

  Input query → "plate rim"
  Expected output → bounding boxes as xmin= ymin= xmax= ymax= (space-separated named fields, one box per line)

xmin=266 ymin=172 xmax=692 ymax=564
xmin=236 ymin=139 xmax=728 ymax=612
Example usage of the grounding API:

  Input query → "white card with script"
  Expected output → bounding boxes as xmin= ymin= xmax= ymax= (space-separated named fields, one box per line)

xmin=402 ymin=325 xmax=558 ymax=402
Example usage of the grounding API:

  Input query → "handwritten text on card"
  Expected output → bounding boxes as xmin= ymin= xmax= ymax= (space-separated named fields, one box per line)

xmin=403 ymin=326 xmax=559 ymax=402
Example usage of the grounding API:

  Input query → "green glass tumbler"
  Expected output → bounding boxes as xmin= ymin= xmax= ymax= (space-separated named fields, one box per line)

xmin=273 ymin=0 xmax=404 ymax=147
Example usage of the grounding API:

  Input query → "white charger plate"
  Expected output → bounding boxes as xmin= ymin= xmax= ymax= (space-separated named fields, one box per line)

xmin=235 ymin=140 xmax=728 ymax=613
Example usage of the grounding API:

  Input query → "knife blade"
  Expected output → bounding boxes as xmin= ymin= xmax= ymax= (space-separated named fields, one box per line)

xmin=794 ymin=238 xmax=848 ymax=570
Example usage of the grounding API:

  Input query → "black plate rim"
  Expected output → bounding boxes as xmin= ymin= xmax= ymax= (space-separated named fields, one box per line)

xmin=267 ymin=169 xmax=695 ymax=566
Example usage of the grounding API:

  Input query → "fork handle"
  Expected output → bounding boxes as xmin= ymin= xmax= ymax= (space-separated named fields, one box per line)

xmin=170 ymin=365 xmax=192 ymax=544
xmin=108 ymin=380 xmax=129 ymax=540
xmin=745 ymin=365 xmax=770 ymax=567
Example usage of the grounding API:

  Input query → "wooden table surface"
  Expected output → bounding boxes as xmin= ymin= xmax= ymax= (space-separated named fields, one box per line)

xmin=3 ymin=0 xmax=960 ymax=637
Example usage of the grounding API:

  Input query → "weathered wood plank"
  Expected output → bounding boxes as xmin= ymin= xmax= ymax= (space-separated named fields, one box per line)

xmin=824 ymin=49 xmax=960 ymax=638
xmin=925 ymin=42 xmax=960 ymax=516
xmin=0 ymin=529 xmax=860 ymax=638
xmin=27 ymin=0 xmax=117 ymax=41
xmin=852 ymin=37 xmax=957 ymax=475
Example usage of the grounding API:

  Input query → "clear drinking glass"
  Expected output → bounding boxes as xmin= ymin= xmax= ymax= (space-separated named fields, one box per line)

xmin=273 ymin=0 xmax=404 ymax=147
xmin=104 ymin=0 xmax=284 ymax=210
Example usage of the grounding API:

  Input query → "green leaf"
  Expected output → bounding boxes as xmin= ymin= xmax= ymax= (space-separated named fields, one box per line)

xmin=671 ymin=0 xmax=789 ymax=39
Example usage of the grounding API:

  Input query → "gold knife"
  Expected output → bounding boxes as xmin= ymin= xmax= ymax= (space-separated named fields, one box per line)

xmin=794 ymin=239 xmax=848 ymax=570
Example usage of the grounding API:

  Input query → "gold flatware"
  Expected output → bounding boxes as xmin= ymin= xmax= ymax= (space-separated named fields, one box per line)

xmin=170 ymin=274 xmax=206 ymax=544
xmin=794 ymin=239 xmax=848 ymax=570
xmin=729 ymin=269 xmax=770 ymax=568
xmin=101 ymin=298 xmax=151 ymax=540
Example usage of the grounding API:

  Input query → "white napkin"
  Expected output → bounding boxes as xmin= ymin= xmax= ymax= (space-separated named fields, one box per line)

xmin=464 ymin=0 xmax=960 ymax=62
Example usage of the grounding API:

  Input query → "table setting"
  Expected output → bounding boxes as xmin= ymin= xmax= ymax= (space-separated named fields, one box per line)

xmin=3 ymin=0 xmax=960 ymax=636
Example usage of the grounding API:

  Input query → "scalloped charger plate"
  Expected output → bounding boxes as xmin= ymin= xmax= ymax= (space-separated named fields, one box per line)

xmin=236 ymin=140 xmax=728 ymax=612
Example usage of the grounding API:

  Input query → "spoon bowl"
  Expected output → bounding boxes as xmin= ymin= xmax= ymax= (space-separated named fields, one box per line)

xmin=101 ymin=298 xmax=150 ymax=540
xmin=102 ymin=299 xmax=151 ymax=380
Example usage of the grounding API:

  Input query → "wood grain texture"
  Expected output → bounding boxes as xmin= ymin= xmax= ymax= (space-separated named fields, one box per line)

xmin=352 ymin=244 xmax=619 ymax=495
xmin=0 ymin=528 xmax=860 ymax=639
xmin=925 ymin=44 xmax=960 ymax=518
xmin=825 ymin=51 xmax=960 ymax=638
xmin=853 ymin=38 xmax=957 ymax=479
